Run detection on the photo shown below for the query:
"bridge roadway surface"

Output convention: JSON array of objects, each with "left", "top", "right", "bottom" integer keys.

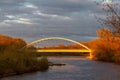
[{"left": 35, "top": 49, "right": 91, "bottom": 52}]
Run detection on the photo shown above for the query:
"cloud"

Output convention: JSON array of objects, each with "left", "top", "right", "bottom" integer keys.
[
  {"left": 0, "top": 0, "right": 107, "bottom": 41},
  {"left": 0, "top": 0, "right": 101, "bottom": 26},
  {"left": 0, "top": 0, "right": 101, "bottom": 19},
  {"left": 0, "top": 22, "right": 10, "bottom": 27},
  {"left": 23, "top": 2, "right": 38, "bottom": 9},
  {"left": 3, "top": 16, "right": 33, "bottom": 25},
  {"left": 31, "top": 0, "right": 100, "bottom": 15},
  {"left": 67, "top": 0, "right": 81, "bottom": 3},
  {"left": 33, "top": 10, "right": 72, "bottom": 21}
]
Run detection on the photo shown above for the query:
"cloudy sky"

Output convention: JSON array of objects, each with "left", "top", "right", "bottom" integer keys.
[{"left": 0, "top": 0, "right": 114, "bottom": 42}]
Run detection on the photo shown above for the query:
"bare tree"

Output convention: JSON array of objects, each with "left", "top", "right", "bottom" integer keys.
[{"left": 101, "top": 0, "right": 120, "bottom": 37}]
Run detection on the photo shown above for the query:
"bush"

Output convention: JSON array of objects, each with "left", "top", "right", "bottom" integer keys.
[
  {"left": 39, "top": 57, "right": 49, "bottom": 71},
  {"left": 93, "top": 49, "right": 114, "bottom": 62},
  {"left": 0, "top": 49, "right": 38, "bottom": 74},
  {"left": 113, "top": 51, "right": 120, "bottom": 64}
]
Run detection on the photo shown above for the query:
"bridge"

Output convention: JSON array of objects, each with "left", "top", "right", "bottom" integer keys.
[
  {"left": 23, "top": 37, "right": 92, "bottom": 57},
  {"left": 36, "top": 49, "right": 91, "bottom": 53}
]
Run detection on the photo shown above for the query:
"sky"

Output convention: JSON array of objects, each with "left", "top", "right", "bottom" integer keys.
[{"left": 0, "top": 0, "right": 115, "bottom": 43}]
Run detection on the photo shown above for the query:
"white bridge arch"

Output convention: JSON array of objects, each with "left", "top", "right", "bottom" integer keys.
[
  {"left": 22, "top": 37, "right": 92, "bottom": 57},
  {"left": 25, "top": 37, "right": 90, "bottom": 50}
]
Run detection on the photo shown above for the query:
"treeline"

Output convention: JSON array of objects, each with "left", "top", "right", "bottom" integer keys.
[
  {"left": 0, "top": 35, "right": 49, "bottom": 77},
  {"left": 36, "top": 52, "right": 89, "bottom": 56},
  {"left": 38, "top": 43, "right": 86, "bottom": 49},
  {"left": 35, "top": 43, "right": 90, "bottom": 56}
]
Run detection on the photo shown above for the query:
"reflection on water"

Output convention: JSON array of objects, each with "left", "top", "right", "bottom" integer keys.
[
  {"left": 48, "top": 56, "right": 87, "bottom": 61},
  {"left": 1, "top": 56, "right": 120, "bottom": 80},
  {"left": 49, "top": 64, "right": 78, "bottom": 70}
]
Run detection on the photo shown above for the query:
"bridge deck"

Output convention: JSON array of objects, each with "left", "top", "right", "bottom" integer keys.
[{"left": 36, "top": 49, "right": 91, "bottom": 52}]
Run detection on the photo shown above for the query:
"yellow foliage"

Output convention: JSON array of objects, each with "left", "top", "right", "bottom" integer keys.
[
  {"left": 97, "top": 28, "right": 114, "bottom": 41},
  {"left": 89, "top": 37, "right": 120, "bottom": 62}
]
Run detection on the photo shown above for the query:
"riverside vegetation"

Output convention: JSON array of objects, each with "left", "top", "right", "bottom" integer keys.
[
  {"left": 0, "top": 35, "right": 49, "bottom": 77},
  {"left": 90, "top": 1, "right": 120, "bottom": 64},
  {"left": 89, "top": 28, "right": 120, "bottom": 64}
]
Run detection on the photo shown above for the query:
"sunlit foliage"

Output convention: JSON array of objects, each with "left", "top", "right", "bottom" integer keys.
[
  {"left": 97, "top": 28, "right": 114, "bottom": 41},
  {"left": 89, "top": 28, "right": 120, "bottom": 64},
  {"left": 0, "top": 35, "right": 49, "bottom": 76}
]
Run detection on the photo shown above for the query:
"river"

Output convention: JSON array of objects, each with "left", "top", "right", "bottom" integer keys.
[{"left": 1, "top": 56, "right": 120, "bottom": 80}]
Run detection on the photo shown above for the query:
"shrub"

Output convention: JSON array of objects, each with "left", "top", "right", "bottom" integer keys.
[
  {"left": 39, "top": 57, "right": 49, "bottom": 71},
  {"left": 93, "top": 49, "right": 114, "bottom": 62},
  {"left": 113, "top": 51, "right": 120, "bottom": 64}
]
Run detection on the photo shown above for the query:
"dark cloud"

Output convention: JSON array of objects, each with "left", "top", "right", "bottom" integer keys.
[
  {"left": 0, "top": 0, "right": 104, "bottom": 42},
  {"left": 0, "top": 0, "right": 26, "bottom": 4},
  {"left": 0, "top": 0, "right": 101, "bottom": 21},
  {"left": 29, "top": 0, "right": 100, "bottom": 15}
]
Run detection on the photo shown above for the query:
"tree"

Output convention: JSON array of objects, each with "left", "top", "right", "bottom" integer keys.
[
  {"left": 97, "top": 28, "right": 114, "bottom": 41},
  {"left": 100, "top": 0, "right": 120, "bottom": 37}
]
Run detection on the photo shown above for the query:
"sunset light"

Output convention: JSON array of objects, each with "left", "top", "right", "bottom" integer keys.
[{"left": 0, "top": 0, "right": 120, "bottom": 80}]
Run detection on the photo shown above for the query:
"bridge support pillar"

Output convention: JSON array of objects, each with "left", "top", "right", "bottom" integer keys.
[{"left": 89, "top": 52, "right": 93, "bottom": 59}]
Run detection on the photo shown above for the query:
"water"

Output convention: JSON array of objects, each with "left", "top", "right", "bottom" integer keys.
[{"left": 1, "top": 56, "right": 120, "bottom": 80}]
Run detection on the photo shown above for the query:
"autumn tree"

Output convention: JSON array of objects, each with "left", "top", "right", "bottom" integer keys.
[
  {"left": 90, "top": 1, "right": 120, "bottom": 62},
  {"left": 97, "top": 28, "right": 114, "bottom": 41}
]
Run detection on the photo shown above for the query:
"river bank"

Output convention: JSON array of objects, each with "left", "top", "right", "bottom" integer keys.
[
  {"left": 0, "top": 56, "right": 49, "bottom": 78},
  {"left": 0, "top": 35, "right": 50, "bottom": 78},
  {"left": 0, "top": 62, "right": 66, "bottom": 78}
]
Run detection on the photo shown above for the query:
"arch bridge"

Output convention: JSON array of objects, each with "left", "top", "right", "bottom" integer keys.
[{"left": 23, "top": 37, "right": 91, "bottom": 54}]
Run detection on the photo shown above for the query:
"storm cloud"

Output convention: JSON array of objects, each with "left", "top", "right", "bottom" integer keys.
[{"left": 0, "top": 0, "right": 107, "bottom": 42}]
